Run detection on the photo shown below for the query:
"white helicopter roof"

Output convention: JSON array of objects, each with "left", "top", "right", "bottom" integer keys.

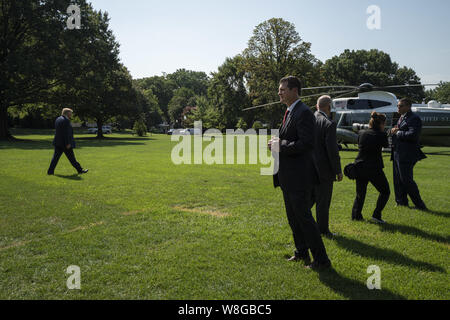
[{"left": 332, "top": 91, "right": 397, "bottom": 113}]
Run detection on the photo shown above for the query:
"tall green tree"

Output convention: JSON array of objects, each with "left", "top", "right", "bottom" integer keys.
[
  {"left": 0, "top": 0, "right": 133, "bottom": 140},
  {"left": 167, "top": 69, "right": 209, "bottom": 96},
  {"left": 242, "top": 18, "right": 322, "bottom": 127},
  {"left": 134, "top": 76, "right": 176, "bottom": 122},
  {"left": 0, "top": 0, "right": 91, "bottom": 139},
  {"left": 167, "top": 87, "right": 196, "bottom": 126},
  {"left": 208, "top": 55, "right": 251, "bottom": 129},
  {"left": 186, "top": 95, "right": 224, "bottom": 130},
  {"left": 138, "top": 87, "right": 163, "bottom": 128},
  {"left": 74, "top": 64, "right": 140, "bottom": 138},
  {"left": 53, "top": 5, "right": 133, "bottom": 138},
  {"left": 425, "top": 82, "right": 450, "bottom": 103},
  {"left": 321, "top": 49, "right": 424, "bottom": 101}
]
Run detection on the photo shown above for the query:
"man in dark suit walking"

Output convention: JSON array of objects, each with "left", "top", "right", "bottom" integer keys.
[
  {"left": 313, "top": 95, "right": 342, "bottom": 238},
  {"left": 390, "top": 98, "right": 427, "bottom": 210},
  {"left": 47, "top": 108, "right": 88, "bottom": 175},
  {"left": 269, "top": 76, "right": 331, "bottom": 270}
]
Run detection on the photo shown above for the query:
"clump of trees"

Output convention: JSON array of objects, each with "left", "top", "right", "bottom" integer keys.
[
  {"left": 1, "top": 1, "right": 153, "bottom": 140},
  {"left": 1, "top": 6, "right": 427, "bottom": 140},
  {"left": 136, "top": 18, "right": 426, "bottom": 131},
  {"left": 426, "top": 82, "right": 450, "bottom": 103}
]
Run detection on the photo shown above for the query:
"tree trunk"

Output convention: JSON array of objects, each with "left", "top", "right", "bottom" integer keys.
[
  {"left": 96, "top": 118, "right": 104, "bottom": 139},
  {"left": 0, "top": 105, "right": 13, "bottom": 140}
]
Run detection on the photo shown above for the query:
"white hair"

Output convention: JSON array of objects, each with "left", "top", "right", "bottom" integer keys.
[{"left": 317, "top": 95, "right": 332, "bottom": 109}]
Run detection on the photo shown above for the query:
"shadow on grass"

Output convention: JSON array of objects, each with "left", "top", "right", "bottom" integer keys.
[
  {"left": 379, "top": 223, "right": 450, "bottom": 244},
  {"left": 334, "top": 236, "right": 445, "bottom": 273},
  {"left": 54, "top": 174, "right": 82, "bottom": 181},
  {"left": 419, "top": 209, "right": 450, "bottom": 219},
  {"left": 0, "top": 136, "right": 152, "bottom": 150},
  {"left": 423, "top": 151, "right": 450, "bottom": 156},
  {"left": 398, "top": 206, "right": 450, "bottom": 218},
  {"left": 318, "top": 268, "right": 406, "bottom": 300}
]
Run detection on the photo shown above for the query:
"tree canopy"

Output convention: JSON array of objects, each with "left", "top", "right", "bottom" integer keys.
[
  {"left": 0, "top": 0, "right": 86, "bottom": 139},
  {"left": 1, "top": 11, "right": 434, "bottom": 138},
  {"left": 0, "top": 0, "right": 148, "bottom": 139},
  {"left": 426, "top": 82, "right": 450, "bottom": 104},
  {"left": 321, "top": 49, "right": 425, "bottom": 101},
  {"left": 243, "top": 18, "right": 322, "bottom": 127}
]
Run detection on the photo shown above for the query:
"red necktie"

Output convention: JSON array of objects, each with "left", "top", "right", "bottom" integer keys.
[{"left": 283, "top": 109, "right": 290, "bottom": 125}]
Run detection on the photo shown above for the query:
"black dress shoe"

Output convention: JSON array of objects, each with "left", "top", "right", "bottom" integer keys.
[
  {"left": 371, "top": 217, "right": 386, "bottom": 224},
  {"left": 47, "top": 172, "right": 54, "bottom": 176},
  {"left": 305, "top": 260, "right": 332, "bottom": 271},
  {"left": 78, "top": 169, "right": 89, "bottom": 174},
  {"left": 321, "top": 231, "right": 337, "bottom": 239},
  {"left": 286, "top": 255, "right": 311, "bottom": 265},
  {"left": 352, "top": 216, "right": 364, "bottom": 221}
]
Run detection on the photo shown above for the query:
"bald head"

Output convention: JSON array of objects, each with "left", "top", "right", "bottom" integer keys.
[{"left": 316, "top": 95, "right": 332, "bottom": 115}]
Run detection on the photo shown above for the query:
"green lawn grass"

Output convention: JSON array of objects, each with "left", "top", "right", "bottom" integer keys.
[{"left": 0, "top": 129, "right": 449, "bottom": 300}]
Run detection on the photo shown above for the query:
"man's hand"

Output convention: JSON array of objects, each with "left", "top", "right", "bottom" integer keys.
[
  {"left": 268, "top": 137, "right": 280, "bottom": 153},
  {"left": 66, "top": 144, "right": 71, "bottom": 149},
  {"left": 336, "top": 173, "right": 343, "bottom": 182},
  {"left": 391, "top": 127, "right": 399, "bottom": 135}
]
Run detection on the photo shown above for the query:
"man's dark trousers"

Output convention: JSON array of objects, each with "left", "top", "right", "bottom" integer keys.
[
  {"left": 314, "top": 181, "right": 334, "bottom": 234},
  {"left": 393, "top": 153, "right": 425, "bottom": 208},
  {"left": 48, "top": 147, "right": 82, "bottom": 174},
  {"left": 391, "top": 111, "right": 426, "bottom": 208},
  {"left": 282, "top": 188, "right": 328, "bottom": 263}
]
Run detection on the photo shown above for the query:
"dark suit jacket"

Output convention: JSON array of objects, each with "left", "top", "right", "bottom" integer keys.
[
  {"left": 53, "top": 116, "right": 76, "bottom": 149},
  {"left": 273, "top": 101, "right": 319, "bottom": 191},
  {"left": 355, "top": 129, "right": 389, "bottom": 170},
  {"left": 314, "top": 111, "right": 342, "bottom": 183},
  {"left": 391, "top": 111, "right": 426, "bottom": 163}
]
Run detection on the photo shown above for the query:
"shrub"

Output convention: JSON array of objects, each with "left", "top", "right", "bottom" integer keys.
[
  {"left": 252, "top": 120, "right": 263, "bottom": 130},
  {"left": 236, "top": 118, "right": 248, "bottom": 130},
  {"left": 133, "top": 119, "right": 148, "bottom": 136}
]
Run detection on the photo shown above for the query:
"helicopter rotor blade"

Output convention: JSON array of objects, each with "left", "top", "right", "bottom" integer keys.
[
  {"left": 242, "top": 90, "right": 357, "bottom": 112},
  {"left": 242, "top": 83, "right": 444, "bottom": 112},
  {"left": 299, "top": 89, "right": 357, "bottom": 99},
  {"left": 373, "top": 83, "right": 440, "bottom": 90},
  {"left": 242, "top": 101, "right": 281, "bottom": 112},
  {"left": 333, "top": 90, "right": 359, "bottom": 99},
  {"left": 301, "top": 85, "right": 358, "bottom": 91}
]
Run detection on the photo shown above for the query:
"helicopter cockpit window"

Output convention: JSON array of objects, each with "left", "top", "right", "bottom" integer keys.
[{"left": 347, "top": 99, "right": 391, "bottom": 110}]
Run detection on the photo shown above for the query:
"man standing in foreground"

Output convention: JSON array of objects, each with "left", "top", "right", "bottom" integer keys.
[
  {"left": 313, "top": 96, "right": 342, "bottom": 238},
  {"left": 390, "top": 98, "right": 427, "bottom": 210},
  {"left": 269, "top": 76, "right": 331, "bottom": 270},
  {"left": 47, "top": 108, "right": 88, "bottom": 175}
]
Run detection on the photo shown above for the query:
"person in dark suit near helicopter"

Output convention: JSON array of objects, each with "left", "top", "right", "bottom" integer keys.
[
  {"left": 269, "top": 76, "right": 331, "bottom": 271},
  {"left": 352, "top": 112, "right": 390, "bottom": 224},
  {"left": 47, "top": 108, "right": 88, "bottom": 175},
  {"left": 390, "top": 98, "right": 428, "bottom": 210},
  {"left": 312, "top": 95, "right": 343, "bottom": 238}
]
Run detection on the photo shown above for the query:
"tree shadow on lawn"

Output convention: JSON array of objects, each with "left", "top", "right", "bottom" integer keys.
[
  {"left": 334, "top": 236, "right": 445, "bottom": 273},
  {"left": 318, "top": 268, "right": 406, "bottom": 300},
  {"left": 379, "top": 223, "right": 449, "bottom": 244},
  {"left": 0, "top": 137, "right": 152, "bottom": 150}
]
